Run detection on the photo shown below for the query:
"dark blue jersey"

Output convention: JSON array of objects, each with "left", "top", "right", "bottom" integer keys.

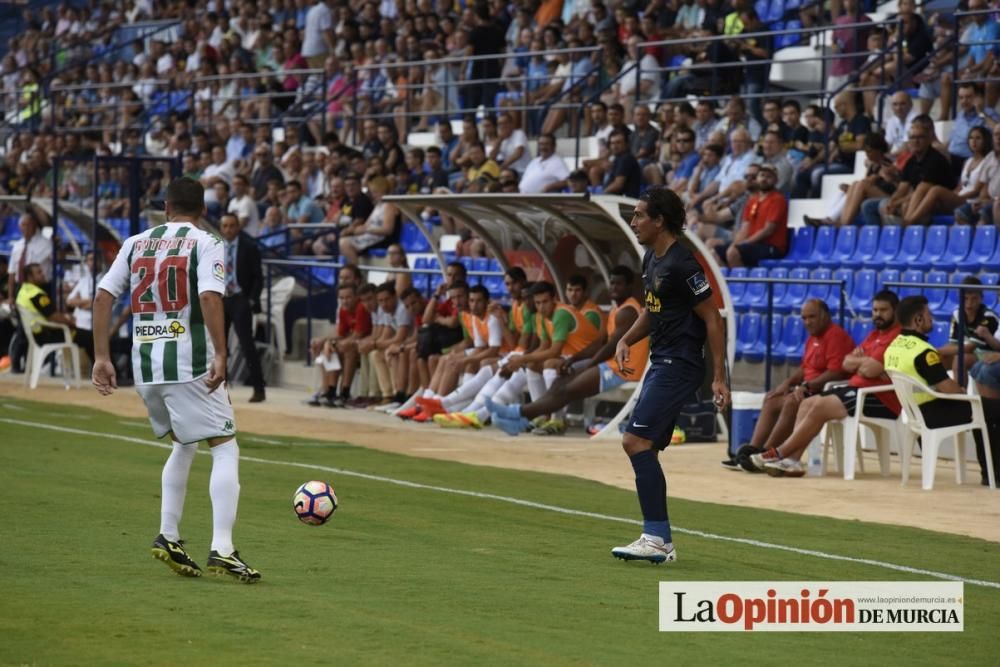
[{"left": 641, "top": 241, "right": 713, "bottom": 363}]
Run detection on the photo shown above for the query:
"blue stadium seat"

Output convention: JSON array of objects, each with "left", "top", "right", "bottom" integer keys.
[
  {"left": 929, "top": 320, "right": 950, "bottom": 348},
  {"left": 484, "top": 277, "right": 505, "bottom": 299},
  {"left": 982, "top": 234, "right": 1000, "bottom": 272},
  {"left": 727, "top": 267, "right": 749, "bottom": 306},
  {"left": 720, "top": 266, "right": 730, "bottom": 277},
  {"left": 889, "top": 226, "right": 925, "bottom": 268},
  {"left": 400, "top": 222, "right": 432, "bottom": 253},
  {"left": 958, "top": 225, "right": 997, "bottom": 271},
  {"left": 745, "top": 314, "right": 782, "bottom": 364},
  {"left": 459, "top": 256, "right": 474, "bottom": 271},
  {"left": 766, "top": 0, "right": 785, "bottom": 23},
  {"left": 754, "top": 0, "right": 770, "bottom": 22},
  {"left": 779, "top": 267, "right": 810, "bottom": 312},
  {"left": 864, "top": 225, "right": 901, "bottom": 270},
  {"left": 843, "top": 226, "right": 880, "bottom": 269},
  {"left": 877, "top": 268, "right": 901, "bottom": 293},
  {"left": 429, "top": 257, "right": 442, "bottom": 269},
  {"left": 941, "top": 272, "right": 972, "bottom": 316},
  {"left": 820, "top": 226, "right": 858, "bottom": 268},
  {"left": 941, "top": 224, "right": 972, "bottom": 269},
  {"left": 767, "top": 267, "right": 790, "bottom": 312},
  {"left": 800, "top": 226, "right": 837, "bottom": 269},
  {"left": 742, "top": 267, "right": 770, "bottom": 312},
  {"left": 807, "top": 268, "right": 833, "bottom": 302},
  {"left": 851, "top": 269, "right": 877, "bottom": 313},
  {"left": 367, "top": 248, "right": 387, "bottom": 258},
  {"left": 311, "top": 266, "right": 335, "bottom": 286},
  {"left": 931, "top": 214, "right": 955, "bottom": 226},
  {"left": 736, "top": 312, "right": 762, "bottom": 361},
  {"left": 777, "top": 314, "right": 806, "bottom": 364},
  {"left": 925, "top": 270, "right": 949, "bottom": 317},
  {"left": 980, "top": 273, "right": 999, "bottom": 311},
  {"left": 1, "top": 215, "right": 18, "bottom": 240},
  {"left": 472, "top": 257, "right": 490, "bottom": 285},
  {"left": 775, "top": 20, "right": 803, "bottom": 49},
  {"left": 768, "top": 226, "right": 814, "bottom": 267},
  {"left": 914, "top": 225, "right": 949, "bottom": 270},
  {"left": 488, "top": 258, "right": 503, "bottom": 272},
  {"left": 430, "top": 273, "right": 445, "bottom": 293},
  {"left": 850, "top": 318, "right": 870, "bottom": 344},
  {"left": 898, "top": 269, "right": 924, "bottom": 299}
]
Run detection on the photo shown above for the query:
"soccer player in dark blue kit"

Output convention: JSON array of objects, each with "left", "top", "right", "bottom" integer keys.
[{"left": 612, "top": 187, "right": 730, "bottom": 563}]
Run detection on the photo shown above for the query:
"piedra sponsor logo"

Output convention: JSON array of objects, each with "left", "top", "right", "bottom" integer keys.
[{"left": 135, "top": 320, "right": 188, "bottom": 342}]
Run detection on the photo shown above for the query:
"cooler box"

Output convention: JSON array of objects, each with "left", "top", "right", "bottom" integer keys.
[{"left": 730, "top": 391, "right": 765, "bottom": 457}]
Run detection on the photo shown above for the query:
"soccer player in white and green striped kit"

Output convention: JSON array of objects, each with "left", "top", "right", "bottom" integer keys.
[{"left": 92, "top": 177, "right": 260, "bottom": 583}]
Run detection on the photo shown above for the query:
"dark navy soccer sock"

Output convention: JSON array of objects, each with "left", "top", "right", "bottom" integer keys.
[{"left": 629, "top": 449, "right": 671, "bottom": 543}]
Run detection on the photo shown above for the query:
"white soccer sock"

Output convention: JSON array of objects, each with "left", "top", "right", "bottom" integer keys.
[
  {"left": 442, "top": 366, "right": 494, "bottom": 411},
  {"left": 542, "top": 368, "right": 558, "bottom": 389},
  {"left": 526, "top": 369, "right": 547, "bottom": 402},
  {"left": 209, "top": 439, "right": 240, "bottom": 556},
  {"left": 493, "top": 370, "right": 528, "bottom": 405},
  {"left": 160, "top": 441, "right": 198, "bottom": 542},
  {"left": 461, "top": 372, "right": 474, "bottom": 385},
  {"left": 422, "top": 387, "right": 435, "bottom": 398},
  {"left": 467, "top": 372, "right": 508, "bottom": 411}
]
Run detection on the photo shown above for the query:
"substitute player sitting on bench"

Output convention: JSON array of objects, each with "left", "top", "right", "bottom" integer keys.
[{"left": 488, "top": 265, "right": 645, "bottom": 436}]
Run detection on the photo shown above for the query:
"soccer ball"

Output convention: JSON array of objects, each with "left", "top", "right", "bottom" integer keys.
[{"left": 293, "top": 480, "right": 338, "bottom": 525}]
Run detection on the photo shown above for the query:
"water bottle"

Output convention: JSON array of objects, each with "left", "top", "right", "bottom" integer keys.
[{"left": 807, "top": 437, "right": 823, "bottom": 477}]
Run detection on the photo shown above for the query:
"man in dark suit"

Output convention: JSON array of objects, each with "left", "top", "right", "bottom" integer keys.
[{"left": 220, "top": 213, "right": 266, "bottom": 402}]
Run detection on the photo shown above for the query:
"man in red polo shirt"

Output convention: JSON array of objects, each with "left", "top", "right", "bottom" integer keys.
[
  {"left": 309, "top": 282, "right": 373, "bottom": 407},
  {"left": 733, "top": 298, "right": 855, "bottom": 470},
  {"left": 747, "top": 290, "right": 903, "bottom": 476},
  {"left": 721, "top": 164, "right": 788, "bottom": 268}
]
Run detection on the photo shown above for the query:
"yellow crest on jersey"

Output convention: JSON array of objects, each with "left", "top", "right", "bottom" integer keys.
[
  {"left": 645, "top": 291, "right": 662, "bottom": 313},
  {"left": 925, "top": 350, "right": 941, "bottom": 366}
]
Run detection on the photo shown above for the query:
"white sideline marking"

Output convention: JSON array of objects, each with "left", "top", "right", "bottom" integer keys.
[{"left": 3, "top": 416, "right": 999, "bottom": 590}]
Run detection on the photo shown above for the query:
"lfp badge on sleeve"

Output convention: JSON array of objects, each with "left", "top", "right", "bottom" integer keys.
[{"left": 659, "top": 582, "right": 963, "bottom": 632}]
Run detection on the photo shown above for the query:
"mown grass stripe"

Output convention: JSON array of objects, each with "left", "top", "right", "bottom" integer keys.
[{"left": 2, "top": 416, "right": 998, "bottom": 590}]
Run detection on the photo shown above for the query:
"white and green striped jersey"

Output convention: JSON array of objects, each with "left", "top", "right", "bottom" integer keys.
[{"left": 98, "top": 222, "right": 226, "bottom": 385}]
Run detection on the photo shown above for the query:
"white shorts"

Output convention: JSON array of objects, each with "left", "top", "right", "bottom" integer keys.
[{"left": 136, "top": 378, "right": 237, "bottom": 444}]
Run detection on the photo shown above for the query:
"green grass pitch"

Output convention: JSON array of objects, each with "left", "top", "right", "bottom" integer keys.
[{"left": 1, "top": 397, "right": 999, "bottom": 665}]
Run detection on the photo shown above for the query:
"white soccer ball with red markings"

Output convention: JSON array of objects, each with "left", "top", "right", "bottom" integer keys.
[{"left": 293, "top": 480, "right": 338, "bottom": 525}]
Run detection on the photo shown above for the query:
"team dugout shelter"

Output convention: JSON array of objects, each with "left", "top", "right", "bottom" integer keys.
[{"left": 386, "top": 193, "right": 736, "bottom": 437}]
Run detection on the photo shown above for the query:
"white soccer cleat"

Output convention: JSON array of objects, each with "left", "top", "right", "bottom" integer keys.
[{"left": 611, "top": 534, "right": 677, "bottom": 564}]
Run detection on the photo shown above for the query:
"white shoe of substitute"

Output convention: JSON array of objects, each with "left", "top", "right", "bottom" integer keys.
[{"left": 611, "top": 534, "right": 677, "bottom": 564}]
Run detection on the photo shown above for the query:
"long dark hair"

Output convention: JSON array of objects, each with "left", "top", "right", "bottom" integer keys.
[{"left": 640, "top": 187, "right": 686, "bottom": 236}]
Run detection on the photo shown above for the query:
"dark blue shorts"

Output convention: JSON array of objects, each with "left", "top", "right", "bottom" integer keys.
[{"left": 625, "top": 357, "right": 705, "bottom": 450}]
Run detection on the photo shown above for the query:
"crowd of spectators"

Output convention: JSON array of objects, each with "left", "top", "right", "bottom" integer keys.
[{"left": 0, "top": 0, "right": 997, "bottom": 268}]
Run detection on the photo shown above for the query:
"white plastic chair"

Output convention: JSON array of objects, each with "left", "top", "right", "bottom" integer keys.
[
  {"left": 16, "top": 305, "right": 80, "bottom": 390},
  {"left": 255, "top": 276, "right": 296, "bottom": 357},
  {"left": 820, "top": 382, "right": 899, "bottom": 480},
  {"left": 887, "top": 370, "right": 995, "bottom": 491}
]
